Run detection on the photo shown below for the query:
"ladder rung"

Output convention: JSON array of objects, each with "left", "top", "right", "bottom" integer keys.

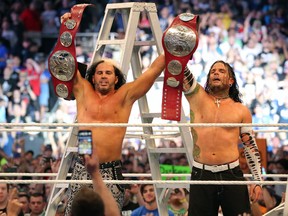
[
  {"left": 106, "top": 2, "right": 145, "bottom": 10},
  {"left": 134, "top": 40, "right": 157, "bottom": 46},
  {"left": 67, "top": 147, "right": 78, "bottom": 153},
  {"left": 97, "top": 39, "right": 126, "bottom": 46},
  {"left": 148, "top": 147, "right": 187, "bottom": 154},
  {"left": 55, "top": 183, "right": 69, "bottom": 188},
  {"left": 97, "top": 40, "right": 157, "bottom": 47},
  {"left": 142, "top": 113, "right": 161, "bottom": 118}
]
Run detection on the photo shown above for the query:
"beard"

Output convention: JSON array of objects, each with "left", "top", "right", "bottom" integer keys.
[
  {"left": 95, "top": 84, "right": 112, "bottom": 95},
  {"left": 210, "top": 85, "right": 221, "bottom": 91},
  {"left": 98, "top": 88, "right": 110, "bottom": 95},
  {"left": 209, "top": 82, "right": 229, "bottom": 92}
]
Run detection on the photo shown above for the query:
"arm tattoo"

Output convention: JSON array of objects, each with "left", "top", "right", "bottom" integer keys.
[{"left": 190, "top": 110, "right": 200, "bottom": 159}]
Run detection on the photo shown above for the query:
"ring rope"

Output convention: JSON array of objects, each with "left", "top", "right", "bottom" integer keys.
[
  {"left": 1, "top": 123, "right": 287, "bottom": 214},
  {"left": 0, "top": 179, "right": 285, "bottom": 185},
  {"left": 1, "top": 123, "right": 288, "bottom": 127},
  {"left": 0, "top": 173, "right": 287, "bottom": 178},
  {"left": 0, "top": 128, "right": 287, "bottom": 133},
  {"left": 0, "top": 127, "right": 285, "bottom": 139}
]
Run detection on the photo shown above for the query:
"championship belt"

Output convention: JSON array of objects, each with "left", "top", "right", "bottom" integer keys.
[
  {"left": 48, "top": 4, "right": 92, "bottom": 100},
  {"left": 161, "top": 13, "right": 199, "bottom": 121}
]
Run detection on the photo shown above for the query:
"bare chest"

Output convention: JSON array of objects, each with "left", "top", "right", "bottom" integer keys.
[
  {"left": 194, "top": 100, "right": 243, "bottom": 124},
  {"left": 77, "top": 96, "right": 126, "bottom": 122}
]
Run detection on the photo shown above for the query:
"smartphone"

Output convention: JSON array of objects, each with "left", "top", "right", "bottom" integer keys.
[{"left": 78, "top": 130, "right": 93, "bottom": 155}]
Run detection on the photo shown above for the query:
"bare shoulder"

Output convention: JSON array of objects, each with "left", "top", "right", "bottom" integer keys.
[
  {"left": 74, "top": 76, "right": 94, "bottom": 100},
  {"left": 237, "top": 103, "right": 251, "bottom": 113},
  {"left": 116, "top": 81, "right": 142, "bottom": 102},
  {"left": 237, "top": 103, "right": 252, "bottom": 122},
  {"left": 113, "top": 82, "right": 130, "bottom": 95}
]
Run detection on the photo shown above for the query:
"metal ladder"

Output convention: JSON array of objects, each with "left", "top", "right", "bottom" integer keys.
[{"left": 45, "top": 2, "right": 194, "bottom": 216}]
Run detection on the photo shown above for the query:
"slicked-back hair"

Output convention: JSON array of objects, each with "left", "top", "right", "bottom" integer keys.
[
  {"left": 71, "top": 187, "right": 105, "bottom": 216},
  {"left": 204, "top": 60, "right": 242, "bottom": 103},
  {"left": 85, "top": 59, "right": 126, "bottom": 90}
]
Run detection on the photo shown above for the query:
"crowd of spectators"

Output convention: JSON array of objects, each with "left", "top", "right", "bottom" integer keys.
[{"left": 0, "top": 0, "right": 287, "bottom": 215}]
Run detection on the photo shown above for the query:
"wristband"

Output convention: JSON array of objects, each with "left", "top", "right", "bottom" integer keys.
[
  {"left": 48, "top": 4, "right": 93, "bottom": 100},
  {"left": 161, "top": 13, "right": 199, "bottom": 121}
]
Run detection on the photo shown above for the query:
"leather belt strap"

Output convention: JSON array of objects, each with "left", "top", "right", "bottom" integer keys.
[
  {"left": 193, "top": 160, "right": 240, "bottom": 173},
  {"left": 99, "top": 160, "right": 122, "bottom": 169},
  {"left": 161, "top": 13, "right": 199, "bottom": 121},
  {"left": 48, "top": 4, "right": 92, "bottom": 100}
]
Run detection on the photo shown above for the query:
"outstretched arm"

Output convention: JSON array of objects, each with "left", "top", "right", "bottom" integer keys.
[
  {"left": 84, "top": 151, "right": 121, "bottom": 216},
  {"left": 125, "top": 54, "right": 165, "bottom": 102},
  {"left": 183, "top": 66, "right": 197, "bottom": 96}
]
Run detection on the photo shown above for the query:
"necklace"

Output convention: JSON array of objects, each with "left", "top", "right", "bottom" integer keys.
[{"left": 211, "top": 95, "right": 230, "bottom": 108}]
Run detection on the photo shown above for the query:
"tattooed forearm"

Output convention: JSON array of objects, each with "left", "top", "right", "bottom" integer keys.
[
  {"left": 193, "top": 83, "right": 200, "bottom": 95},
  {"left": 190, "top": 110, "right": 199, "bottom": 159},
  {"left": 193, "top": 144, "right": 200, "bottom": 159}
]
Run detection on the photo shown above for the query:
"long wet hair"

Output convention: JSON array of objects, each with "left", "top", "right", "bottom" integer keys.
[
  {"left": 85, "top": 59, "right": 126, "bottom": 90},
  {"left": 204, "top": 60, "right": 242, "bottom": 103}
]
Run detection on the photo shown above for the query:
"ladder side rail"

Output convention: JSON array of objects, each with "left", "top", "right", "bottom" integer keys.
[
  {"left": 97, "top": 9, "right": 117, "bottom": 41},
  {"left": 179, "top": 108, "right": 194, "bottom": 168},
  {"left": 118, "top": 8, "right": 130, "bottom": 32},
  {"left": 284, "top": 180, "right": 288, "bottom": 215},
  {"left": 143, "top": 8, "right": 166, "bottom": 183},
  {"left": 91, "top": 9, "right": 117, "bottom": 63},
  {"left": 145, "top": 3, "right": 164, "bottom": 54},
  {"left": 129, "top": 21, "right": 170, "bottom": 216},
  {"left": 129, "top": 46, "right": 155, "bottom": 130},
  {"left": 145, "top": 148, "right": 170, "bottom": 216},
  {"left": 129, "top": 47, "right": 159, "bottom": 140},
  {"left": 55, "top": 127, "right": 79, "bottom": 179},
  {"left": 45, "top": 126, "right": 79, "bottom": 216},
  {"left": 130, "top": 46, "right": 151, "bottom": 121},
  {"left": 118, "top": 10, "right": 141, "bottom": 74}
]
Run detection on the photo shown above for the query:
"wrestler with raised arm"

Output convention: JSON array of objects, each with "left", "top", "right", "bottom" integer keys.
[
  {"left": 49, "top": 13, "right": 165, "bottom": 215},
  {"left": 182, "top": 62, "right": 263, "bottom": 215}
]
